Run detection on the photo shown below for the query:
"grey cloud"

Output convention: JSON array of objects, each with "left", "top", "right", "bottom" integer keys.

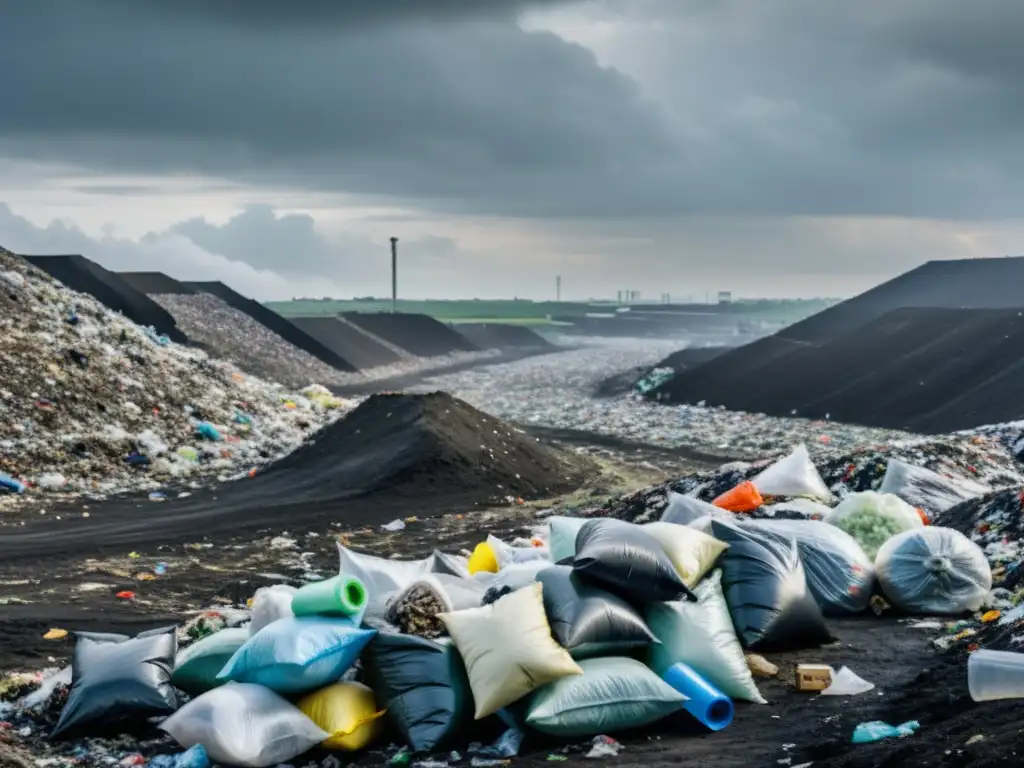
[
  {"left": 3, "top": 1, "right": 1024, "bottom": 220},
  {"left": 0, "top": 202, "right": 458, "bottom": 299}
]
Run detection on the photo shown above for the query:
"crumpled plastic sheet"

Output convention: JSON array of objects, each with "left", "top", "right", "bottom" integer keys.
[
  {"left": 151, "top": 292, "right": 501, "bottom": 389},
  {"left": 410, "top": 344, "right": 914, "bottom": 458}
]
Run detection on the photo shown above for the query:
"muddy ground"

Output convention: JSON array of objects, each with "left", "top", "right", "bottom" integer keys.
[{"left": 0, "top": 432, "right": 1007, "bottom": 768}]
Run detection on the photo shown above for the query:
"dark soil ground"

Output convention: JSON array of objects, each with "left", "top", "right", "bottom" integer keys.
[
  {"left": 292, "top": 315, "right": 403, "bottom": 370},
  {"left": 452, "top": 323, "right": 554, "bottom": 351}
]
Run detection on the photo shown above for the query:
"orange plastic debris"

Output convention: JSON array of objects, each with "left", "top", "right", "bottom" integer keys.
[
  {"left": 116, "top": 590, "right": 136, "bottom": 600},
  {"left": 712, "top": 481, "right": 764, "bottom": 513},
  {"left": 43, "top": 628, "right": 68, "bottom": 640},
  {"left": 982, "top": 610, "right": 1001, "bottom": 623},
  {"left": 915, "top": 507, "right": 931, "bottom": 525}
]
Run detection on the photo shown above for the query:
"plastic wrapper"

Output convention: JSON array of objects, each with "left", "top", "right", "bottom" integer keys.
[
  {"left": 52, "top": 626, "right": 179, "bottom": 739},
  {"left": 537, "top": 565, "right": 657, "bottom": 658},
  {"left": 642, "top": 521, "right": 729, "bottom": 587},
  {"left": 875, "top": 526, "right": 992, "bottom": 615},
  {"left": 646, "top": 571, "right": 766, "bottom": 704},
  {"left": 439, "top": 582, "right": 582, "bottom": 719},
  {"left": 660, "top": 491, "right": 733, "bottom": 526},
  {"left": 878, "top": 459, "right": 990, "bottom": 519},
  {"left": 525, "top": 657, "right": 684, "bottom": 737},
  {"left": 573, "top": 519, "right": 694, "bottom": 604},
  {"left": 710, "top": 520, "right": 832, "bottom": 651},
  {"left": 825, "top": 491, "right": 923, "bottom": 559},
  {"left": 741, "top": 519, "right": 875, "bottom": 615},
  {"left": 763, "top": 498, "right": 834, "bottom": 520},
  {"left": 218, "top": 617, "right": 376, "bottom": 694},
  {"left": 712, "top": 481, "right": 764, "bottom": 513},
  {"left": 160, "top": 683, "right": 329, "bottom": 768},
  {"left": 297, "top": 681, "right": 385, "bottom": 751},
  {"left": 362, "top": 633, "right": 473, "bottom": 753},
  {"left": 172, "top": 627, "right": 249, "bottom": 695},
  {"left": 751, "top": 444, "right": 832, "bottom": 500}
]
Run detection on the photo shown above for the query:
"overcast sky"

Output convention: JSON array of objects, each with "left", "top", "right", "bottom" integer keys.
[{"left": 2, "top": 0, "right": 1023, "bottom": 301}]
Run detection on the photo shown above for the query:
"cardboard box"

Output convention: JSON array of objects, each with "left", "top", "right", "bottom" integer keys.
[{"left": 796, "top": 664, "right": 832, "bottom": 692}]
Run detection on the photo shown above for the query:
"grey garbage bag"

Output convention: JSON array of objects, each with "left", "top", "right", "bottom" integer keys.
[
  {"left": 573, "top": 519, "right": 695, "bottom": 604},
  {"left": 878, "top": 459, "right": 990, "bottom": 520},
  {"left": 362, "top": 633, "right": 473, "bottom": 753},
  {"left": 537, "top": 565, "right": 657, "bottom": 658},
  {"left": 710, "top": 520, "right": 831, "bottom": 651},
  {"left": 875, "top": 527, "right": 992, "bottom": 615},
  {"left": 51, "top": 626, "right": 178, "bottom": 739},
  {"left": 661, "top": 491, "right": 730, "bottom": 526},
  {"left": 428, "top": 550, "right": 470, "bottom": 578},
  {"left": 742, "top": 519, "right": 875, "bottom": 615}
]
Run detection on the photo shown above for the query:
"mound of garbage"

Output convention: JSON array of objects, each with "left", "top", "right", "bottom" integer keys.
[
  {"left": 0, "top": 248, "right": 348, "bottom": 497},
  {"left": 1, "top": 460, "right": 1011, "bottom": 768}
]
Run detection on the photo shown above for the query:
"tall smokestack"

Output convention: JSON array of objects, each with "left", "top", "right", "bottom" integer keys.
[
  {"left": 556, "top": 275, "right": 561, "bottom": 302},
  {"left": 390, "top": 237, "right": 398, "bottom": 313}
]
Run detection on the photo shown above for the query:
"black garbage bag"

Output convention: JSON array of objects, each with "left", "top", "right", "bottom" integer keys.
[
  {"left": 710, "top": 520, "right": 831, "bottom": 651},
  {"left": 742, "top": 519, "right": 875, "bottom": 615},
  {"left": 362, "top": 632, "right": 473, "bottom": 753},
  {"left": 537, "top": 565, "right": 658, "bottom": 658},
  {"left": 875, "top": 527, "right": 992, "bottom": 615},
  {"left": 51, "top": 626, "right": 178, "bottom": 739},
  {"left": 573, "top": 519, "right": 694, "bottom": 604}
]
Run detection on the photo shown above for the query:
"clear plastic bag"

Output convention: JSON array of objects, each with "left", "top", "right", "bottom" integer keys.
[
  {"left": 741, "top": 519, "right": 874, "bottom": 615},
  {"left": 824, "top": 491, "right": 923, "bottom": 559},
  {"left": 751, "top": 444, "right": 832, "bottom": 501},
  {"left": 878, "top": 459, "right": 989, "bottom": 519},
  {"left": 336, "top": 542, "right": 433, "bottom": 620},
  {"left": 875, "top": 527, "right": 992, "bottom": 615},
  {"left": 661, "top": 491, "right": 733, "bottom": 526},
  {"left": 160, "top": 683, "right": 329, "bottom": 767}
]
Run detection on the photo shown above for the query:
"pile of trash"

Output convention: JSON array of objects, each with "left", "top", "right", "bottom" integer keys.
[
  {"left": 149, "top": 293, "right": 363, "bottom": 390},
  {"left": 0, "top": 248, "right": 352, "bottom": 496},
  {"left": 0, "top": 450, "right": 1004, "bottom": 767},
  {"left": 413, "top": 346, "right": 917, "bottom": 458}
]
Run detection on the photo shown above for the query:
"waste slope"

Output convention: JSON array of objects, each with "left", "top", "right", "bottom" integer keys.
[
  {"left": 185, "top": 281, "right": 354, "bottom": 371},
  {"left": 652, "top": 307, "right": 1024, "bottom": 433},
  {"left": 343, "top": 312, "right": 479, "bottom": 357},
  {"left": 451, "top": 323, "right": 554, "bottom": 351},
  {"left": 19, "top": 254, "right": 187, "bottom": 343},
  {"left": 290, "top": 316, "right": 402, "bottom": 370},
  {"left": 118, "top": 272, "right": 197, "bottom": 296},
  {"left": 653, "top": 256, "right": 1024, "bottom": 406},
  {"left": 654, "top": 345, "right": 732, "bottom": 371}
]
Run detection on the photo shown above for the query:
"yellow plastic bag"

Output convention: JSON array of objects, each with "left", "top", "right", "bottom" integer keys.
[
  {"left": 468, "top": 542, "right": 499, "bottom": 574},
  {"left": 297, "top": 681, "right": 385, "bottom": 751}
]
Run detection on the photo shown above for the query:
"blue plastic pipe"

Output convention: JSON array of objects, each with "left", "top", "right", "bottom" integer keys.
[{"left": 662, "top": 662, "right": 735, "bottom": 731}]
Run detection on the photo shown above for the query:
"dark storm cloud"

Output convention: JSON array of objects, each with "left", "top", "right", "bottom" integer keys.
[{"left": 3, "top": 0, "right": 1024, "bottom": 219}]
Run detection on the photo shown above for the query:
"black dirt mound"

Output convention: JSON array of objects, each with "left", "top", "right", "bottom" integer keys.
[
  {"left": 0, "top": 393, "right": 591, "bottom": 559},
  {"left": 343, "top": 312, "right": 479, "bottom": 357},
  {"left": 117, "top": 271, "right": 196, "bottom": 295},
  {"left": 184, "top": 281, "right": 355, "bottom": 371},
  {"left": 782, "top": 256, "right": 1024, "bottom": 345},
  {"left": 452, "top": 322, "right": 554, "bottom": 351},
  {"left": 19, "top": 254, "right": 188, "bottom": 343},
  {"left": 654, "top": 345, "right": 731, "bottom": 370},
  {"left": 653, "top": 256, "right": 1024, "bottom": 412},
  {"left": 291, "top": 316, "right": 403, "bottom": 370},
  {"left": 654, "top": 307, "right": 1024, "bottom": 433}
]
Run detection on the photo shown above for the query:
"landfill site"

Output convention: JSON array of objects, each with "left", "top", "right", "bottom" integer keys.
[{"left": 7, "top": 245, "right": 1024, "bottom": 768}]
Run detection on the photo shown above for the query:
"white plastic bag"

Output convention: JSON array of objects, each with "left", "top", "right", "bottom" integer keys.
[
  {"left": 337, "top": 542, "right": 431, "bottom": 619},
  {"left": 751, "top": 444, "right": 832, "bottom": 501},
  {"left": 820, "top": 666, "right": 875, "bottom": 696},
  {"left": 160, "top": 683, "right": 329, "bottom": 767},
  {"left": 878, "top": 459, "right": 989, "bottom": 519},
  {"left": 875, "top": 527, "right": 992, "bottom": 615},
  {"left": 824, "top": 491, "right": 923, "bottom": 559},
  {"left": 249, "top": 585, "right": 298, "bottom": 636},
  {"left": 763, "top": 498, "right": 834, "bottom": 519}
]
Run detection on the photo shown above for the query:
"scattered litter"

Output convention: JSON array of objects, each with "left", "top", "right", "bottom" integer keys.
[
  {"left": 851, "top": 720, "right": 920, "bottom": 744},
  {"left": 585, "top": 735, "right": 624, "bottom": 758},
  {"left": 820, "top": 667, "right": 875, "bottom": 696}
]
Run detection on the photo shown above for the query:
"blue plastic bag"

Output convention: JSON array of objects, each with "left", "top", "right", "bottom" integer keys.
[
  {"left": 217, "top": 617, "right": 375, "bottom": 694},
  {"left": 852, "top": 720, "right": 920, "bottom": 744}
]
